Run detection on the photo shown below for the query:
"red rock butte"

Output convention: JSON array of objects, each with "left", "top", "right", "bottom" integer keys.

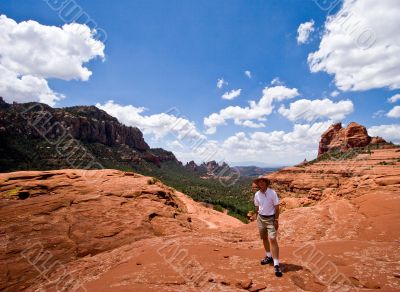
[
  {"left": 318, "top": 122, "right": 387, "bottom": 156},
  {"left": 1, "top": 124, "right": 400, "bottom": 291}
]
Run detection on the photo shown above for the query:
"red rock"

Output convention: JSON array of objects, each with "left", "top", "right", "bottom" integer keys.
[
  {"left": 268, "top": 148, "right": 400, "bottom": 206},
  {"left": 0, "top": 169, "right": 244, "bottom": 291},
  {"left": 1, "top": 127, "right": 399, "bottom": 291},
  {"left": 375, "top": 176, "right": 400, "bottom": 186},
  {"left": 220, "top": 279, "right": 230, "bottom": 285},
  {"left": 318, "top": 122, "right": 343, "bottom": 155},
  {"left": 370, "top": 136, "right": 387, "bottom": 144},
  {"left": 185, "top": 160, "right": 199, "bottom": 171},
  {"left": 236, "top": 278, "right": 253, "bottom": 289},
  {"left": 0, "top": 170, "right": 188, "bottom": 290},
  {"left": 318, "top": 122, "right": 384, "bottom": 156},
  {"left": 249, "top": 283, "right": 267, "bottom": 291}
]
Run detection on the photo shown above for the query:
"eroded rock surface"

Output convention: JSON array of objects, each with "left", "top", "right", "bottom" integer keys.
[
  {"left": 0, "top": 169, "right": 241, "bottom": 291},
  {"left": 267, "top": 148, "right": 400, "bottom": 212},
  {"left": 1, "top": 160, "right": 399, "bottom": 291}
]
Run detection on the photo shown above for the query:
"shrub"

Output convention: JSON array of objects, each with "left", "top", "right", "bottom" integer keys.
[
  {"left": 147, "top": 177, "right": 159, "bottom": 185},
  {"left": 227, "top": 210, "right": 248, "bottom": 223},
  {"left": 213, "top": 204, "right": 224, "bottom": 212}
]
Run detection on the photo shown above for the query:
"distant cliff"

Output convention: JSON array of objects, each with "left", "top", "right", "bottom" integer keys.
[
  {"left": 184, "top": 160, "right": 234, "bottom": 178},
  {"left": 0, "top": 98, "right": 149, "bottom": 150},
  {"left": 0, "top": 97, "right": 179, "bottom": 171},
  {"left": 184, "top": 160, "right": 280, "bottom": 178}
]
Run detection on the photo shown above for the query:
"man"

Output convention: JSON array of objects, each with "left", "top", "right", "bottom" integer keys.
[{"left": 253, "top": 176, "right": 282, "bottom": 277}]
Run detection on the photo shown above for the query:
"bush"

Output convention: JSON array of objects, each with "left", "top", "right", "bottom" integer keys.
[
  {"left": 305, "top": 143, "right": 397, "bottom": 166},
  {"left": 227, "top": 210, "right": 248, "bottom": 223},
  {"left": 147, "top": 177, "right": 159, "bottom": 185},
  {"left": 213, "top": 204, "right": 224, "bottom": 212},
  {"left": 379, "top": 161, "right": 395, "bottom": 165},
  {"left": 138, "top": 161, "right": 254, "bottom": 222}
]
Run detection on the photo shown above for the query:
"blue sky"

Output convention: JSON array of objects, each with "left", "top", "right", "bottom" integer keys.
[{"left": 1, "top": 0, "right": 399, "bottom": 166}]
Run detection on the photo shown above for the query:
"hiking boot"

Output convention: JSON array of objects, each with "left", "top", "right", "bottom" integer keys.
[
  {"left": 274, "top": 265, "right": 283, "bottom": 277},
  {"left": 260, "top": 256, "right": 273, "bottom": 265}
]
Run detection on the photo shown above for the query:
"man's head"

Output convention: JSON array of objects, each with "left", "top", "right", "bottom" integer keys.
[{"left": 253, "top": 177, "right": 271, "bottom": 192}]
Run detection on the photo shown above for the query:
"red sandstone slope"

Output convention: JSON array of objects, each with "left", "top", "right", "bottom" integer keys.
[
  {"left": 1, "top": 157, "right": 399, "bottom": 291},
  {"left": 79, "top": 147, "right": 400, "bottom": 292},
  {"left": 82, "top": 193, "right": 400, "bottom": 292},
  {"left": 77, "top": 146, "right": 400, "bottom": 292},
  {"left": 1, "top": 121, "right": 400, "bottom": 292},
  {"left": 0, "top": 169, "right": 242, "bottom": 291}
]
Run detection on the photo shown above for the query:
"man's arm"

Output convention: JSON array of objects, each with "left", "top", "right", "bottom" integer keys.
[
  {"left": 272, "top": 190, "right": 280, "bottom": 221},
  {"left": 274, "top": 204, "right": 279, "bottom": 230},
  {"left": 254, "top": 192, "right": 259, "bottom": 215},
  {"left": 274, "top": 205, "right": 279, "bottom": 220}
]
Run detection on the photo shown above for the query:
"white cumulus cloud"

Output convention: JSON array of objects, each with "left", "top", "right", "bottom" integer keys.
[
  {"left": 168, "top": 140, "right": 184, "bottom": 149},
  {"left": 221, "top": 89, "right": 242, "bottom": 100},
  {"left": 217, "top": 78, "right": 228, "bottom": 89},
  {"left": 331, "top": 90, "right": 340, "bottom": 97},
  {"left": 235, "top": 120, "right": 265, "bottom": 128},
  {"left": 270, "top": 77, "right": 284, "bottom": 86},
  {"left": 0, "top": 65, "right": 65, "bottom": 105},
  {"left": 373, "top": 110, "right": 385, "bottom": 119},
  {"left": 388, "top": 94, "right": 400, "bottom": 103},
  {"left": 297, "top": 20, "right": 315, "bottom": 44},
  {"left": 96, "top": 100, "right": 206, "bottom": 141},
  {"left": 220, "top": 121, "right": 332, "bottom": 165},
  {"left": 387, "top": 106, "right": 400, "bottom": 118},
  {"left": 278, "top": 98, "right": 354, "bottom": 122},
  {"left": 308, "top": 0, "right": 400, "bottom": 91},
  {"left": 368, "top": 124, "right": 400, "bottom": 144},
  {"left": 0, "top": 14, "right": 105, "bottom": 106},
  {"left": 204, "top": 85, "right": 299, "bottom": 134},
  {"left": 244, "top": 70, "right": 252, "bottom": 79}
]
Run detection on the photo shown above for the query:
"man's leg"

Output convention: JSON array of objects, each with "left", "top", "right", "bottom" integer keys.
[
  {"left": 268, "top": 237, "right": 279, "bottom": 261},
  {"left": 260, "top": 237, "right": 273, "bottom": 265},
  {"left": 268, "top": 236, "right": 282, "bottom": 277},
  {"left": 262, "top": 238, "right": 270, "bottom": 253},
  {"left": 258, "top": 217, "right": 273, "bottom": 265}
]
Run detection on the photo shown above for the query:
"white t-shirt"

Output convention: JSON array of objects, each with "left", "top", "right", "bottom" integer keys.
[{"left": 254, "top": 188, "right": 280, "bottom": 216}]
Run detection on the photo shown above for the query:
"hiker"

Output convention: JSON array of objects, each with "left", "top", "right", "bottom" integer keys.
[{"left": 253, "top": 176, "right": 282, "bottom": 277}]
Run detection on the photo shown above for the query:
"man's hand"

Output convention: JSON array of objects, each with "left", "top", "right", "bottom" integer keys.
[{"left": 274, "top": 219, "right": 279, "bottom": 231}]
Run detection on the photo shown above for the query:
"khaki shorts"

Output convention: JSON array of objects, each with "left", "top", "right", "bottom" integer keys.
[{"left": 257, "top": 214, "right": 277, "bottom": 239}]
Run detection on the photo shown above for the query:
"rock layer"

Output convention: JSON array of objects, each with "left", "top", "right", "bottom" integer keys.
[{"left": 267, "top": 147, "right": 400, "bottom": 210}]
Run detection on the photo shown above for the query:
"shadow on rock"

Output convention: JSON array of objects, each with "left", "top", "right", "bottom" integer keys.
[{"left": 281, "top": 262, "right": 303, "bottom": 273}]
